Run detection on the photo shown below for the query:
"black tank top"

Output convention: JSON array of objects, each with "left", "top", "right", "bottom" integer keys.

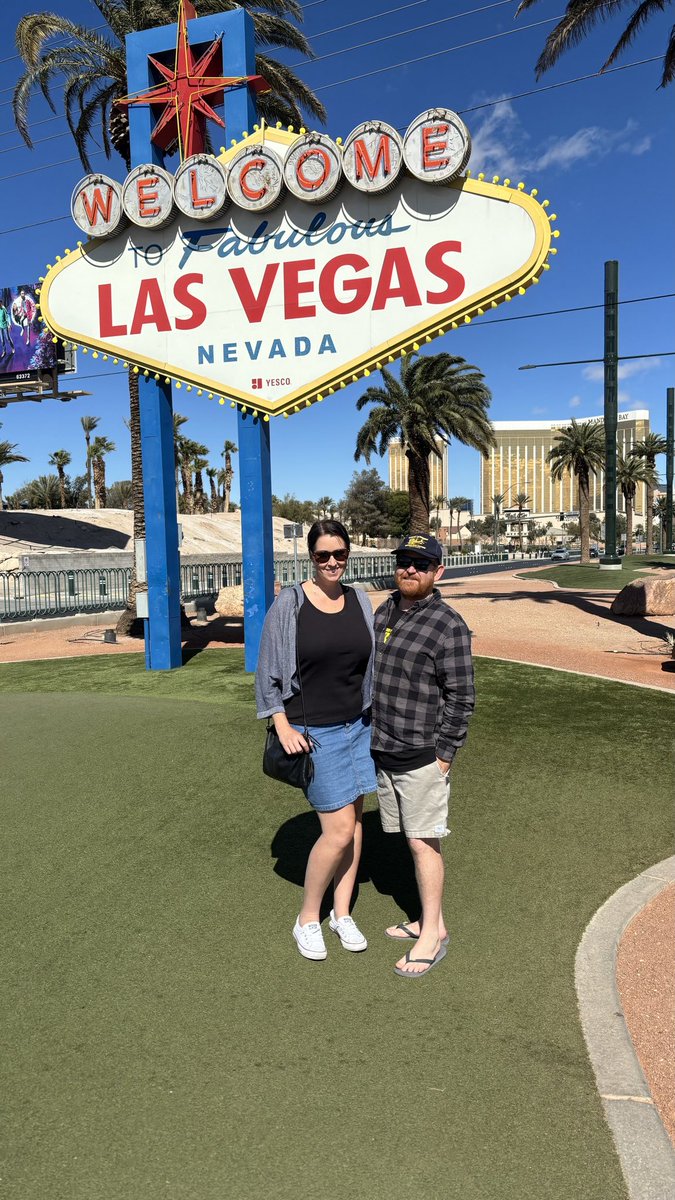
[{"left": 284, "top": 587, "right": 371, "bottom": 726}]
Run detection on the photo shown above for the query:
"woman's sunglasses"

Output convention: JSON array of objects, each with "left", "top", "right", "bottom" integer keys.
[{"left": 313, "top": 549, "right": 349, "bottom": 564}]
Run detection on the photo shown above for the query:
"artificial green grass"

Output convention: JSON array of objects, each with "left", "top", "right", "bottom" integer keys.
[
  {"left": 1, "top": 653, "right": 672, "bottom": 1200},
  {"left": 519, "top": 553, "right": 675, "bottom": 590}
]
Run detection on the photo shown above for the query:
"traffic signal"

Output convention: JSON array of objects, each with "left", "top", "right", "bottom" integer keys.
[{"left": 559, "top": 512, "right": 565, "bottom": 522}]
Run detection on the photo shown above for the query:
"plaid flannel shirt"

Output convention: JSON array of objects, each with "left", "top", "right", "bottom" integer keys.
[{"left": 371, "top": 589, "right": 475, "bottom": 761}]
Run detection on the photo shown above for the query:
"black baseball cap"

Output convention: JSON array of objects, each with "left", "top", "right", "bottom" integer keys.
[{"left": 395, "top": 534, "right": 443, "bottom": 563}]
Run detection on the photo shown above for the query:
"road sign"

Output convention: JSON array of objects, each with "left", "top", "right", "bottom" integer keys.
[{"left": 283, "top": 523, "right": 303, "bottom": 538}]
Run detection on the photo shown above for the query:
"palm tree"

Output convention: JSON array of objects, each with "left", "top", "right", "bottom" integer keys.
[
  {"left": 172, "top": 411, "right": 189, "bottom": 508},
  {"left": 14, "top": 1, "right": 325, "bottom": 633},
  {"left": 629, "top": 432, "right": 667, "bottom": 553},
  {"left": 516, "top": 0, "right": 675, "bottom": 88},
  {"left": 547, "top": 420, "right": 605, "bottom": 564},
  {"left": 26, "top": 474, "right": 61, "bottom": 509},
  {"left": 80, "top": 415, "right": 99, "bottom": 509},
  {"left": 13, "top": 3, "right": 326, "bottom": 172},
  {"left": 514, "top": 491, "right": 531, "bottom": 553},
  {"left": 653, "top": 495, "right": 667, "bottom": 552},
  {"left": 90, "top": 436, "right": 116, "bottom": 508},
  {"left": 355, "top": 353, "right": 494, "bottom": 533},
  {"left": 432, "top": 493, "right": 447, "bottom": 542},
  {"left": 48, "top": 449, "right": 71, "bottom": 509},
  {"left": 221, "top": 440, "right": 238, "bottom": 513},
  {"left": 0, "top": 432, "right": 29, "bottom": 509},
  {"left": 617, "top": 453, "right": 657, "bottom": 555},
  {"left": 491, "top": 492, "right": 506, "bottom": 553},
  {"left": 316, "top": 496, "right": 335, "bottom": 519},
  {"left": 447, "top": 495, "right": 469, "bottom": 550},
  {"left": 192, "top": 455, "right": 209, "bottom": 513},
  {"left": 206, "top": 467, "right": 219, "bottom": 511}
]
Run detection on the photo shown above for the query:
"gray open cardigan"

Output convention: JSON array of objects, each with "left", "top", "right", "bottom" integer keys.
[{"left": 255, "top": 582, "right": 375, "bottom": 720}]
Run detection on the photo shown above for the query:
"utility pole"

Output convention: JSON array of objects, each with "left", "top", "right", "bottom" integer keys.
[
  {"left": 666, "top": 386, "right": 674, "bottom": 554},
  {"left": 600, "top": 260, "right": 622, "bottom": 571}
]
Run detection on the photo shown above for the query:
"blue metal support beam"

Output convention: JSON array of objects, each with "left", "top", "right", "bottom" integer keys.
[{"left": 124, "top": 8, "right": 273, "bottom": 670}]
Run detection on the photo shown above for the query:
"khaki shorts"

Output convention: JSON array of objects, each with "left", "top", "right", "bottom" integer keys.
[{"left": 376, "top": 760, "right": 451, "bottom": 839}]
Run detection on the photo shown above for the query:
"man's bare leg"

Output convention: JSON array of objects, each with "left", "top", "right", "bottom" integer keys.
[{"left": 394, "top": 836, "right": 444, "bottom": 974}]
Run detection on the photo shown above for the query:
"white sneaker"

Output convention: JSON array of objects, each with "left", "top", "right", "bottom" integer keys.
[
  {"left": 329, "top": 909, "right": 368, "bottom": 952},
  {"left": 293, "top": 917, "right": 327, "bottom": 961}
]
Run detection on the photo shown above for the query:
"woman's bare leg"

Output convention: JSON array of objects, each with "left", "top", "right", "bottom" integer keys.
[{"left": 299, "top": 804, "right": 356, "bottom": 925}]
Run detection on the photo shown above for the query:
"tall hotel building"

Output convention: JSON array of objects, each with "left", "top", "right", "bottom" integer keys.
[
  {"left": 388, "top": 437, "right": 447, "bottom": 498},
  {"left": 480, "top": 410, "right": 650, "bottom": 519}
]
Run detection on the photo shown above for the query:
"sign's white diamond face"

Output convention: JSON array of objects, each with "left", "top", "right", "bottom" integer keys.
[
  {"left": 43, "top": 149, "right": 552, "bottom": 417},
  {"left": 122, "top": 164, "right": 175, "bottom": 229},
  {"left": 283, "top": 133, "right": 343, "bottom": 204},
  {"left": 342, "top": 122, "right": 403, "bottom": 194},
  {"left": 226, "top": 145, "right": 284, "bottom": 213},
  {"left": 403, "top": 109, "right": 471, "bottom": 183},
  {"left": 173, "top": 155, "right": 229, "bottom": 220},
  {"left": 71, "top": 174, "right": 125, "bottom": 238}
]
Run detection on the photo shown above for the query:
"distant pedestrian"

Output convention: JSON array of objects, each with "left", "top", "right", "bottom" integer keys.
[
  {"left": 371, "top": 534, "right": 475, "bottom": 978},
  {"left": 256, "top": 520, "right": 376, "bottom": 962}
]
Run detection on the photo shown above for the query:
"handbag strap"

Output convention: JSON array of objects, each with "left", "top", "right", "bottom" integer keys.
[{"left": 293, "top": 586, "right": 311, "bottom": 741}]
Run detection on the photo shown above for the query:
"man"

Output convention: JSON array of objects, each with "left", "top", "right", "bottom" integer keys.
[{"left": 371, "top": 533, "right": 475, "bottom": 978}]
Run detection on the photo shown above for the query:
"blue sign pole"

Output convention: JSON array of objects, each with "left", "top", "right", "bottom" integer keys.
[{"left": 125, "top": 8, "right": 274, "bottom": 671}]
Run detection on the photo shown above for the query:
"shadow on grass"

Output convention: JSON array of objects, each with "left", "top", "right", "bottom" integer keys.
[
  {"left": 180, "top": 616, "right": 245, "bottom": 663},
  {"left": 271, "top": 809, "right": 420, "bottom": 923}
]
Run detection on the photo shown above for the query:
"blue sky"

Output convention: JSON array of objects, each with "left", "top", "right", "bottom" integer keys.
[{"left": 1, "top": 0, "right": 673, "bottom": 508}]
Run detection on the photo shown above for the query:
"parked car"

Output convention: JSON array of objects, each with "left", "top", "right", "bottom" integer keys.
[{"left": 550, "top": 547, "right": 570, "bottom": 561}]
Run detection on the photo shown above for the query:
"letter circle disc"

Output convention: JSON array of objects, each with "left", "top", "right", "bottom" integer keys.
[
  {"left": 174, "top": 155, "right": 229, "bottom": 220},
  {"left": 342, "top": 121, "right": 403, "bottom": 194},
  {"left": 227, "top": 145, "right": 284, "bottom": 212},
  {"left": 403, "top": 109, "right": 471, "bottom": 184},
  {"left": 71, "top": 174, "right": 125, "bottom": 238},
  {"left": 283, "top": 133, "right": 342, "bottom": 204},
  {"left": 122, "top": 164, "right": 175, "bottom": 228}
]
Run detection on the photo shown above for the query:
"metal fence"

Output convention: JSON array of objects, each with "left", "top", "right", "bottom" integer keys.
[{"left": 0, "top": 552, "right": 509, "bottom": 622}]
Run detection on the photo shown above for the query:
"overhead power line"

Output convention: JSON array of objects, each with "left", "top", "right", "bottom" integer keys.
[
  {"left": 314, "top": 14, "right": 563, "bottom": 91},
  {"left": 0, "top": 47, "right": 660, "bottom": 185}
]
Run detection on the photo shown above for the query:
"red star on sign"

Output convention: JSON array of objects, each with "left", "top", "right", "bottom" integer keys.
[{"left": 117, "top": 0, "right": 270, "bottom": 160}]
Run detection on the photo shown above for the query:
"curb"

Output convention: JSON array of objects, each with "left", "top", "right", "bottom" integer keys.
[
  {"left": 475, "top": 654, "right": 674, "bottom": 693},
  {"left": 575, "top": 856, "right": 675, "bottom": 1200}
]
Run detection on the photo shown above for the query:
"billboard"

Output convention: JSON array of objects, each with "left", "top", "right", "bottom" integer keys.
[
  {"left": 0, "top": 283, "right": 57, "bottom": 380},
  {"left": 40, "top": 113, "right": 555, "bottom": 417}
]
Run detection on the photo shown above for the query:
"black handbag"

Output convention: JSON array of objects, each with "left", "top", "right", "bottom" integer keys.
[{"left": 262, "top": 591, "right": 315, "bottom": 790}]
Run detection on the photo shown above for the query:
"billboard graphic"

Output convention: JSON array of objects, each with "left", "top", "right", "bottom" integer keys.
[{"left": 0, "top": 284, "right": 57, "bottom": 379}]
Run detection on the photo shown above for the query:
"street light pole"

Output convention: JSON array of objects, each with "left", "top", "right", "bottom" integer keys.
[
  {"left": 600, "top": 260, "right": 622, "bottom": 570},
  {"left": 666, "top": 387, "right": 674, "bottom": 554}
]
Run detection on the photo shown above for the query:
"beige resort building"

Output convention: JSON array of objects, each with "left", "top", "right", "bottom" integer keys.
[
  {"left": 480, "top": 410, "right": 650, "bottom": 525},
  {"left": 387, "top": 411, "right": 651, "bottom": 543}
]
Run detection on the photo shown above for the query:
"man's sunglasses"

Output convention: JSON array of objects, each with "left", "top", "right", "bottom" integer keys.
[
  {"left": 396, "top": 556, "right": 436, "bottom": 572},
  {"left": 313, "top": 549, "right": 349, "bottom": 564}
]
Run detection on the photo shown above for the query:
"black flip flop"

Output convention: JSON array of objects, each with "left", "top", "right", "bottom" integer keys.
[
  {"left": 385, "top": 923, "right": 450, "bottom": 946},
  {"left": 393, "top": 942, "right": 447, "bottom": 978}
]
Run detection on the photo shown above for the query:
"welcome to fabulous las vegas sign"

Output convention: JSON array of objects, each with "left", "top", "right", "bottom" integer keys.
[{"left": 38, "top": 109, "right": 558, "bottom": 419}]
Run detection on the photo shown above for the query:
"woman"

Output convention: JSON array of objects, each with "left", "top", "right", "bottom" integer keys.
[{"left": 256, "top": 520, "right": 377, "bottom": 961}]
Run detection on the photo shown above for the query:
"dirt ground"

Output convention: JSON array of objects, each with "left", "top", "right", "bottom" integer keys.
[{"left": 1, "top": 564, "right": 673, "bottom": 1141}]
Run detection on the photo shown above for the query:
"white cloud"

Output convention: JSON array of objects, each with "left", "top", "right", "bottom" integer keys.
[
  {"left": 469, "top": 108, "right": 653, "bottom": 179},
  {"left": 582, "top": 357, "right": 661, "bottom": 383},
  {"left": 531, "top": 405, "right": 547, "bottom": 415},
  {"left": 569, "top": 395, "right": 582, "bottom": 408},
  {"left": 468, "top": 101, "right": 524, "bottom": 177}
]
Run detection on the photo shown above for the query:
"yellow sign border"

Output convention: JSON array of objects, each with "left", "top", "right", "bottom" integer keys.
[{"left": 39, "top": 130, "right": 556, "bottom": 418}]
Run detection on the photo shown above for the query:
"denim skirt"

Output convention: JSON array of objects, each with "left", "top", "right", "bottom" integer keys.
[{"left": 289, "top": 713, "right": 377, "bottom": 813}]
